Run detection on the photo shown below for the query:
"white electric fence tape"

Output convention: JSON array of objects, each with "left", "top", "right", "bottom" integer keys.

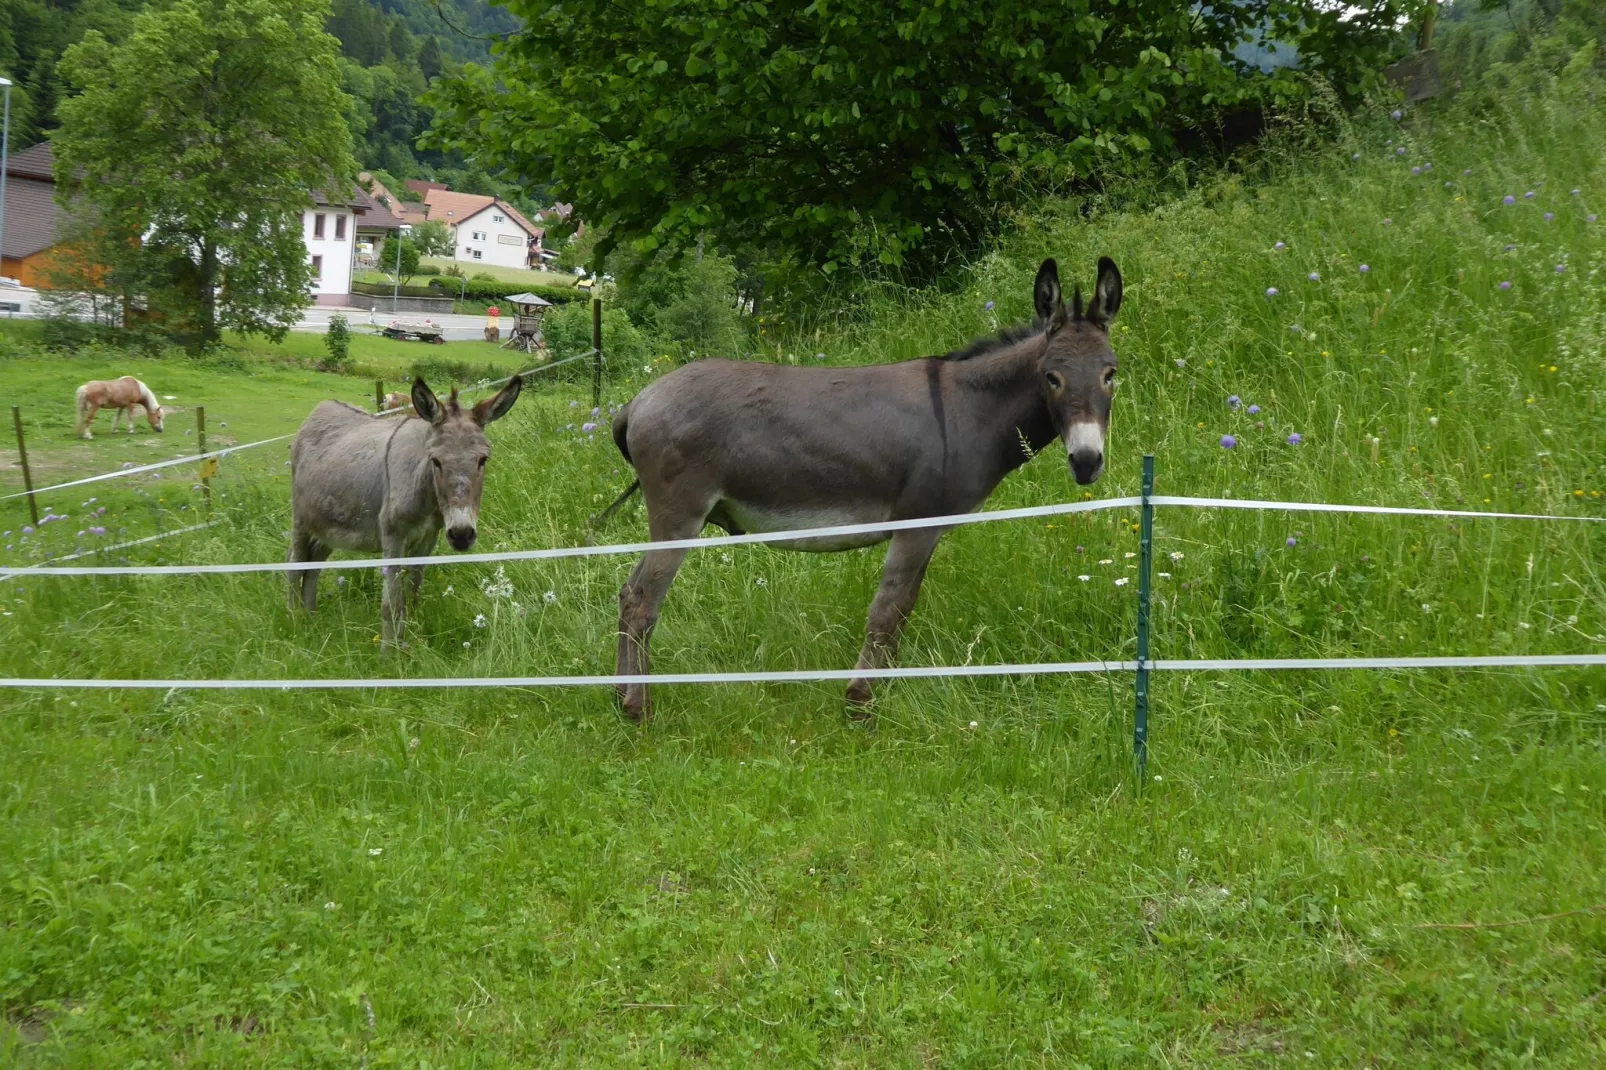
[
  {"left": 1150, "top": 495, "right": 1606, "bottom": 524},
  {"left": 0, "top": 521, "right": 216, "bottom": 584},
  {"left": 1, "top": 656, "right": 1602, "bottom": 691},
  {"left": 0, "top": 497, "right": 1147, "bottom": 577}
]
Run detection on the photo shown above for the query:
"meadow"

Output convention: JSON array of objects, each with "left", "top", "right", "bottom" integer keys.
[{"left": 2, "top": 66, "right": 1605, "bottom": 1065}]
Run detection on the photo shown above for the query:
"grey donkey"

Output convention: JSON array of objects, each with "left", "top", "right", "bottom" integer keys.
[
  {"left": 605, "top": 257, "right": 1123, "bottom": 721},
  {"left": 287, "top": 375, "right": 523, "bottom": 646}
]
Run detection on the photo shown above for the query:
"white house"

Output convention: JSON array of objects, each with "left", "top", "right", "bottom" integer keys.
[
  {"left": 417, "top": 189, "right": 542, "bottom": 271},
  {"left": 302, "top": 192, "right": 357, "bottom": 306}
]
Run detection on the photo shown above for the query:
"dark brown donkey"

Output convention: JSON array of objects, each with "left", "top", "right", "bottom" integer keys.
[{"left": 607, "top": 257, "right": 1122, "bottom": 720}]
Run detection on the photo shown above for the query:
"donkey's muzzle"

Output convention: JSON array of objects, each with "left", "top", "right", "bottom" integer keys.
[
  {"left": 447, "top": 526, "right": 477, "bottom": 551},
  {"left": 1069, "top": 448, "right": 1104, "bottom": 485}
]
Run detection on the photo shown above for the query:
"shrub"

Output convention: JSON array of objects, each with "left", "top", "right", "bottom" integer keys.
[
  {"left": 471, "top": 271, "right": 498, "bottom": 282},
  {"left": 542, "top": 301, "right": 653, "bottom": 378},
  {"left": 415, "top": 264, "right": 442, "bottom": 276},
  {"left": 323, "top": 313, "right": 351, "bottom": 370}
]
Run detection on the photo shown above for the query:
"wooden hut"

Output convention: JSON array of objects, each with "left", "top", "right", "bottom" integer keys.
[{"left": 501, "top": 292, "right": 554, "bottom": 354}]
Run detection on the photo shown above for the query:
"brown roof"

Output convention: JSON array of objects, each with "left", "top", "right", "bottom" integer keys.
[
  {"left": 406, "top": 179, "right": 448, "bottom": 196},
  {"left": 2, "top": 176, "right": 62, "bottom": 259},
  {"left": 4, "top": 142, "right": 57, "bottom": 182},
  {"left": 423, "top": 189, "right": 540, "bottom": 238}
]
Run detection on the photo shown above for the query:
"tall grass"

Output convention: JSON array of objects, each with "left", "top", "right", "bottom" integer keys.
[{"left": 2, "top": 58, "right": 1605, "bottom": 1063}]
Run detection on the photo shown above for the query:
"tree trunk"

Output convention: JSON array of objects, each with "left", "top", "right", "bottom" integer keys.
[{"left": 199, "top": 237, "right": 219, "bottom": 347}]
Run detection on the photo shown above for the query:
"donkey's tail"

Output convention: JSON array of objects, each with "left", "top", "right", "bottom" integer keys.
[
  {"left": 590, "top": 479, "right": 641, "bottom": 528},
  {"left": 610, "top": 402, "right": 632, "bottom": 464}
]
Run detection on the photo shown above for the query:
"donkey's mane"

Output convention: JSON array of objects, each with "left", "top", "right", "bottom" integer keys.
[{"left": 940, "top": 321, "right": 1043, "bottom": 362}]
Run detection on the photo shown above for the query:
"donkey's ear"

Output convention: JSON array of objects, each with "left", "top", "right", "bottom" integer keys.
[
  {"left": 411, "top": 378, "right": 444, "bottom": 424},
  {"left": 472, "top": 374, "right": 522, "bottom": 426},
  {"left": 1034, "top": 258, "right": 1067, "bottom": 329},
  {"left": 1085, "top": 256, "right": 1123, "bottom": 329}
]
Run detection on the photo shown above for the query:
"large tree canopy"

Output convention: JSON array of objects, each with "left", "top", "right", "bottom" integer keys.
[
  {"left": 431, "top": 0, "right": 1423, "bottom": 273},
  {"left": 53, "top": 0, "right": 357, "bottom": 343}
]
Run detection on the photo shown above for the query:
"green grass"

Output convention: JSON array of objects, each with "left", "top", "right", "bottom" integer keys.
[
  {"left": 356, "top": 261, "right": 578, "bottom": 288},
  {"left": 3, "top": 70, "right": 1606, "bottom": 1063}
]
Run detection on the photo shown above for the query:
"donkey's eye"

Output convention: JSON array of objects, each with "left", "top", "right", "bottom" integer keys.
[
  {"left": 1102, "top": 369, "right": 1117, "bottom": 387},
  {"left": 1045, "top": 371, "right": 1066, "bottom": 392},
  {"left": 478, "top": 456, "right": 487, "bottom": 468}
]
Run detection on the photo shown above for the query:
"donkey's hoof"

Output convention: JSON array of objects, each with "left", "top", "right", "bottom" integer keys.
[{"left": 623, "top": 700, "right": 652, "bottom": 725}]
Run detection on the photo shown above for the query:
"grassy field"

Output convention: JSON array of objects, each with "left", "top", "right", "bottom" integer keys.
[
  {"left": 2, "top": 69, "right": 1605, "bottom": 1064},
  {"left": 355, "top": 261, "right": 578, "bottom": 289}
]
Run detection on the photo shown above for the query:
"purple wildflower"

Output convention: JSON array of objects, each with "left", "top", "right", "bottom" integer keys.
[
  {"left": 1274, "top": 241, "right": 1286, "bottom": 250},
  {"left": 1395, "top": 147, "right": 1406, "bottom": 157},
  {"left": 1227, "top": 395, "right": 1241, "bottom": 409},
  {"left": 1220, "top": 435, "right": 1238, "bottom": 449},
  {"left": 1411, "top": 166, "right": 1422, "bottom": 175},
  {"left": 1503, "top": 195, "right": 1516, "bottom": 206},
  {"left": 591, "top": 407, "right": 601, "bottom": 416},
  {"left": 1391, "top": 109, "right": 1402, "bottom": 121},
  {"left": 1247, "top": 404, "right": 1261, "bottom": 415},
  {"left": 1504, "top": 243, "right": 1516, "bottom": 251},
  {"left": 1499, "top": 280, "right": 1512, "bottom": 290},
  {"left": 1423, "top": 162, "right": 1432, "bottom": 172},
  {"left": 1555, "top": 264, "right": 1566, "bottom": 273},
  {"left": 582, "top": 421, "right": 597, "bottom": 432},
  {"left": 569, "top": 400, "right": 579, "bottom": 408},
  {"left": 1524, "top": 191, "right": 1536, "bottom": 199},
  {"left": 984, "top": 300, "right": 995, "bottom": 311},
  {"left": 22, "top": 526, "right": 32, "bottom": 535},
  {"left": 1308, "top": 272, "right": 1320, "bottom": 282},
  {"left": 1359, "top": 264, "right": 1370, "bottom": 274},
  {"left": 1544, "top": 212, "right": 1554, "bottom": 221},
  {"left": 1573, "top": 188, "right": 1582, "bottom": 196},
  {"left": 1287, "top": 432, "right": 1303, "bottom": 446},
  {"left": 1463, "top": 169, "right": 1472, "bottom": 176},
  {"left": 1265, "top": 287, "right": 1278, "bottom": 297},
  {"left": 1286, "top": 537, "right": 1298, "bottom": 548},
  {"left": 90, "top": 526, "right": 105, "bottom": 536},
  {"left": 1590, "top": 214, "right": 1599, "bottom": 223}
]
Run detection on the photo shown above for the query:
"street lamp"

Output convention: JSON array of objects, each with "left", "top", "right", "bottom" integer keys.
[
  {"left": 0, "top": 77, "right": 12, "bottom": 285},
  {"left": 391, "top": 222, "right": 410, "bottom": 313}
]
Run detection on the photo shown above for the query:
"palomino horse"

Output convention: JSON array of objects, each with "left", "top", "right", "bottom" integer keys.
[
  {"left": 605, "top": 257, "right": 1122, "bottom": 721},
  {"left": 287, "top": 376, "right": 523, "bottom": 646},
  {"left": 74, "top": 377, "right": 165, "bottom": 439}
]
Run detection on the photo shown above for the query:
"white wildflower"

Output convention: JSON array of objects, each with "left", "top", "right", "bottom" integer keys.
[
  {"left": 473, "top": 613, "right": 487, "bottom": 628},
  {"left": 1098, "top": 558, "right": 1114, "bottom": 566},
  {"left": 1169, "top": 551, "right": 1184, "bottom": 561},
  {"left": 1124, "top": 552, "right": 1136, "bottom": 559},
  {"left": 481, "top": 566, "right": 514, "bottom": 600},
  {"left": 543, "top": 590, "right": 558, "bottom": 604},
  {"left": 1158, "top": 571, "right": 1171, "bottom": 578},
  {"left": 1114, "top": 577, "right": 1129, "bottom": 587},
  {"left": 755, "top": 577, "right": 768, "bottom": 587},
  {"left": 1078, "top": 574, "right": 1091, "bottom": 582},
  {"left": 444, "top": 585, "right": 454, "bottom": 595},
  {"left": 368, "top": 848, "right": 383, "bottom": 856}
]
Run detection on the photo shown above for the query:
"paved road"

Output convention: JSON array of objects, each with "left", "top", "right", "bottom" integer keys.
[{"left": 296, "top": 307, "right": 492, "bottom": 342}]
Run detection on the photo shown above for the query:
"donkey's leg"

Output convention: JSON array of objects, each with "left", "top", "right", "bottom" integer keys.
[
  {"left": 300, "top": 541, "right": 331, "bottom": 613},
  {"left": 845, "top": 528, "right": 945, "bottom": 712},
  {"left": 617, "top": 512, "right": 703, "bottom": 723},
  {"left": 287, "top": 527, "right": 314, "bottom": 613}
]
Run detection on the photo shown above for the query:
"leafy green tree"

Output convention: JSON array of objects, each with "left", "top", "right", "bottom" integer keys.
[
  {"left": 54, "top": 0, "right": 357, "bottom": 345},
  {"left": 433, "top": 0, "right": 1426, "bottom": 273},
  {"left": 392, "top": 235, "right": 421, "bottom": 285},
  {"left": 324, "top": 312, "right": 352, "bottom": 369},
  {"left": 411, "top": 219, "right": 455, "bottom": 257}
]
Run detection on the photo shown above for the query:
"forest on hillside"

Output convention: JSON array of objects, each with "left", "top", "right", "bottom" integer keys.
[{"left": 0, "top": 0, "right": 537, "bottom": 209}]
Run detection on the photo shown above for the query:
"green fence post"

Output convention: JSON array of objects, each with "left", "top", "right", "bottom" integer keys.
[{"left": 1135, "top": 453, "right": 1155, "bottom": 786}]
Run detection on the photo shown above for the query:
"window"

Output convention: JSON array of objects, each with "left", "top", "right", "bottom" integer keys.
[
  {"left": 472, "top": 249, "right": 483, "bottom": 260},
  {"left": 334, "top": 214, "right": 347, "bottom": 240},
  {"left": 313, "top": 213, "right": 326, "bottom": 239},
  {"left": 311, "top": 255, "right": 323, "bottom": 280},
  {"left": 471, "top": 230, "right": 487, "bottom": 242},
  {"left": 493, "top": 214, "right": 504, "bottom": 223}
]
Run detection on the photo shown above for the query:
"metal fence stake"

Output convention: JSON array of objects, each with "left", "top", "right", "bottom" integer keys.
[
  {"left": 1135, "top": 453, "right": 1155, "bottom": 786},
  {"left": 591, "top": 299, "right": 603, "bottom": 410},
  {"left": 11, "top": 406, "right": 38, "bottom": 526}
]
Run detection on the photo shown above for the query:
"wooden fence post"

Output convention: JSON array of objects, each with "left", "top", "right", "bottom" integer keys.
[
  {"left": 195, "top": 406, "right": 211, "bottom": 516},
  {"left": 375, "top": 379, "right": 384, "bottom": 412},
  {"left": 11, "top": 406, "right": 39, "bottom": 527},
  {"left": 591, "top": 298, "right": 603, "bottom": 410}
]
